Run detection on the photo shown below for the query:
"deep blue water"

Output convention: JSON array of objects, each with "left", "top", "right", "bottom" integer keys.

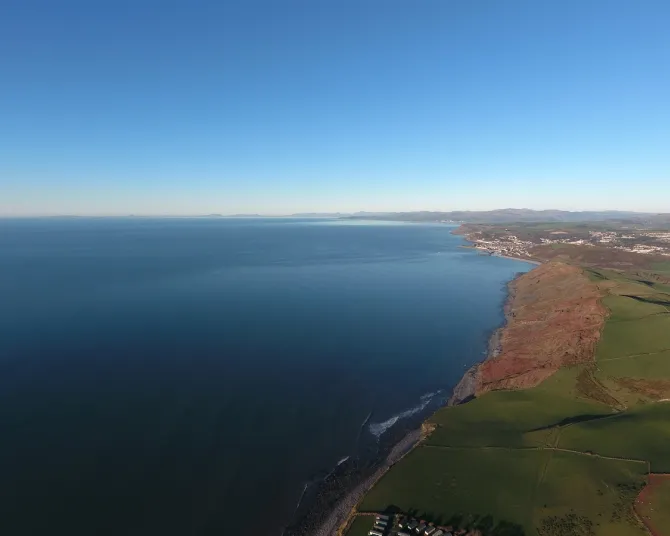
[{"left": 0, "top": 218, "right": 532, "bottom": 536}]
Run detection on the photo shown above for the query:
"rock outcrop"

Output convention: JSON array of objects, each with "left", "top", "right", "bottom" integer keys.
[{"left": 449, "top": 363, "right": 480, "bottom": 405}]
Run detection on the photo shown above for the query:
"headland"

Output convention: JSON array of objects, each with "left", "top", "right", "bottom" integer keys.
[{"left": 330, "top": 221, "right": 670, "bottom": 536}]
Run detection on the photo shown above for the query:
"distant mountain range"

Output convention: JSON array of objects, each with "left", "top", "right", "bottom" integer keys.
[{"left": 345, "top": 209, "right": 670, "bottom": 225}]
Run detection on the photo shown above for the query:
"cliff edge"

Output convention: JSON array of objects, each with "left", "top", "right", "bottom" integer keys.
[
  {"left": 478, "top": 261, "right": 607, "bottom": 394},
  {"left": 451, "top": 262, "right": 607, "bottom": 404}
]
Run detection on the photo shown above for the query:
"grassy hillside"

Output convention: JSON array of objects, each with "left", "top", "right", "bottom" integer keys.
[
  {"left": 360, "top": 447, "right": 543, "bottom": 534},
  {"left": 596, "top": 315, "right": 670, "bottom": 359},
  {"left": 427, "top": 370, "right": 612, "bottom": 449},
  {"left": 347, "top": 265, "right": 670, "bottom": 536},
  {"left": 558, "top": 404, "right": 670, "bottom": 472},
  {"left": 534, "top": 452, "right": 647, "bottom": 536}
]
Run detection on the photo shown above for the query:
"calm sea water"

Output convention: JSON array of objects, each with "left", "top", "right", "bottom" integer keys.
[{"left": 0, "top": 218, "right": 532, "bottom": 536}]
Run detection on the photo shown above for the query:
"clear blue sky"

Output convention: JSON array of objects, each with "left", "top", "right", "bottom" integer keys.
[{"left": 1, "top": 0, "right": 669, "bottom": 215}]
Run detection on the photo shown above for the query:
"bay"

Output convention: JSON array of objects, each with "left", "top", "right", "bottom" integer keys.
[{"left": 0, "top": 217, "right": 532, "bottom": 536}]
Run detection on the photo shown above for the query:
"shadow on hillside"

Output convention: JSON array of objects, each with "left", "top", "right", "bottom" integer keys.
[
  {"left": 622, "top": 294, "right": 670, "bottom": 306},
  {"left": 527, "top": 413, "right": 613, "bottom": 432}
]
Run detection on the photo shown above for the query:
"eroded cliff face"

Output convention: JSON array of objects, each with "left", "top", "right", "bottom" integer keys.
[
  {"left": 449, "top": 363, "right": 480, "bottom": 405},
  {"left": 476, "top": 262, "right": 606, "bottom": 394}
]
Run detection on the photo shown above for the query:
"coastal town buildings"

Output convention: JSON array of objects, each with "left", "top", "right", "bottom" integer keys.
[
  {"left": 367, "top": 513, "right": 469, "bottom": 536},
  {"left": 465, "top": 228, "right": 670, "bottom": 259}
]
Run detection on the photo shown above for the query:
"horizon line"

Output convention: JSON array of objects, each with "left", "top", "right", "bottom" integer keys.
[{"left": 1, "top": 208, "right": 669, "bottom": 219}]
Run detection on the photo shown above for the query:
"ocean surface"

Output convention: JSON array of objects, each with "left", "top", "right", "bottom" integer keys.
[{"left": 0, "top": 217, "right": 533, "bottom": 536}]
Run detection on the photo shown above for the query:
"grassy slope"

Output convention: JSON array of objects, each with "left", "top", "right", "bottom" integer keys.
[
  {"left": 651, "top": 261, "right": 670, "bottom": 273},
  {"left": 355, "top": 266, "right": 670, "bottom": 536},
  {"left": 558, "top": 403, "right": 670, "bottom": 472},
  {"left": 596, "top": 315, "right": 670, "bottom": 359},
  {"left": 345, "top": 516, "right": 374, "bottom": 536},
  {"left": 360, "top": 447, "right": 543, "bottom": 534},
  {"left": 534, "top": 452, "right": 647, "bottom": 536},
  {"left": 601, "top": 294, "right": 668, "bottom": 321},
  {"left": 427, "top": 368, "right": 612, "bottom": 449}
]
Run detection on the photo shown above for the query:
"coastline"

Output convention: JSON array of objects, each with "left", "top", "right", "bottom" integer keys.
[
  {"left": 313, "top": 429, "right": 422, "bottom": 536},
  {"left": 303, "top": 228, "right": 540, "bottom": 536},
  {"left": 492, "top": 253, "right": 542, "bottom": 265},
  {"left": 284, "top": 416, "right": 427, "bottom": 536},
  {"left": 448, "top": 272, "right": 519, "bottom": 405},
  {"left": 459, "top": 244, "right": 542, "bottom": 266}
]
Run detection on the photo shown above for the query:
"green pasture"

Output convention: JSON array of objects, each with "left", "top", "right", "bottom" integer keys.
[
  {"left": 651, "top": 261, "right": 670, "bottom": 273},
  {"left": 597, "top": 350, "right": 670, "bottom": 379},
  {"left": 558, "top": 403, "right": 670, "bottom": 472},
  {"left": 346, "top": 516, "right": 374, "bottom": 536},
  {"left": 428, "top": 370, "right": 611, "bottom": 449},
  {"left": 359, "top": 446, "right": 542, "bottom": 534},
  {"left": 602, "top": 294, "right": 669, "bottom": 322},
  {"left": 596, "top": 315, "right": 670, "bottom": 360},
  {"left": 534, "top": 451, "right": 648, "bottom": 536},
  {"left": 594, "top": 350, "right": 670, "bottom": 406},
  {"left": 359, "top": 445, "right": 648, "bottom": 536}
]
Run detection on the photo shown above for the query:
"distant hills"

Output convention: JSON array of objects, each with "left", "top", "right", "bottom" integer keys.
[{"left": 346, "top": 209, "right": 670, "bottom": 225}]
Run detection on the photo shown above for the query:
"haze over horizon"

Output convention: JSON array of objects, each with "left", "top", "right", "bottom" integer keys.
[{"left": 2, "top": 1, "right": 669, "bottom": 216}]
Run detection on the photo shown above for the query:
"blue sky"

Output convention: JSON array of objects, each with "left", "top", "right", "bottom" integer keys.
[{"left": 1, "top": 0, "right": 669, "bottom": 215}]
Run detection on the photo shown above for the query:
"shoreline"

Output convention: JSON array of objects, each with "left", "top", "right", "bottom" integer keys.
[
  {"left": 303, "top": 229, "right": 540, "bottom": 536},
  {"left": 313, "top": 429, "right": 423, "bottom": 536},
  {"left": 492, "top": 253, "right": 542, "bottom": 265},
  {"left": 459, "top": 244, "right": 542, "bottom": 266}
]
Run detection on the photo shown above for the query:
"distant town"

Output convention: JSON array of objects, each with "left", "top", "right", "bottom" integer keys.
[{"left": 462, "top": 226, "right": 670, "bottom": 260}]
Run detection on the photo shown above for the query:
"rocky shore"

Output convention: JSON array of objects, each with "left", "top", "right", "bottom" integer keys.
[
  {"left": 284, "top": 421, "right": 425, "bottom": 536},
  {"left": 448, "top": 272, "right": 519, "bottom": 405},
  {"left": 310, "top": 429, "right": 421, "bottom": 536},
  {"left": 299, "top": 230, "right": 608, "bottom": 536},
  {"left": 301, "top": 282, "right": 535, "bottom": 534}
]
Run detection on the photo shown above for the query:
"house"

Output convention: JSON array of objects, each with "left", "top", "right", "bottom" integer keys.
[
  {"left": 417, "top": 523, "right": 427, "bottom": 533},
  {"left": 432, "top": 531, "right": 443, "bottom": 536},
  {"left": 373, "top": 524, "right": 386, "bottom": 532},
  {"left": 425, "top": 527, "right": 436, "bottom": 535},
  {"left": 368, "top": 531, "right": 384, "bottom": 536},
  {"left": 398, "top": 533, "right": 411, "bottom": 536},
  {"left": 374, "top": 519, "right": 388, "bottom": 527},
  {"left": 376, "top": 515, "right": 389, "bottom": 522},
  {"left": 408, "top": 520, "right": 419, "bottom": 531}
]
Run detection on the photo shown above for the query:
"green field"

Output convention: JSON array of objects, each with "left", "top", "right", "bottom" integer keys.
[
  {"left": 596, "top": 315, "right": 670, "bottom": 360},
  {"left": 534, "top": 451, "right": 647, "bottom": 536},
  {"left": 345, "top": 515, "right": 374, "bottom": 536},
  {"left": 427, "top": 373, "right": 611, "bottom": 448},
  {"left": 594, "top": 350, "right": 670, "bottom": 406},
  {"left": 360, "top": 446, "right": 543, "bottom": 534},
  {"left": 558, "top": 403, "right": 670, "bottom": 472},
  {"left": 597, "top": 350, "right": 670, "bottom": 379},
  {"left": 602, "top": 294, "right": 669, "bottom": 321},
  {"left": 359, "top": 445, "right": 647, "bottom": 536},
  {"left": 651, "top": 261, "right": 670, "bottom": 274}
]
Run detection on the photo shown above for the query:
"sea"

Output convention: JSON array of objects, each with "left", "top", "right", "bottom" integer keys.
[{"left": 0, "top": 217, "right": 533, "bottom": 536}]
